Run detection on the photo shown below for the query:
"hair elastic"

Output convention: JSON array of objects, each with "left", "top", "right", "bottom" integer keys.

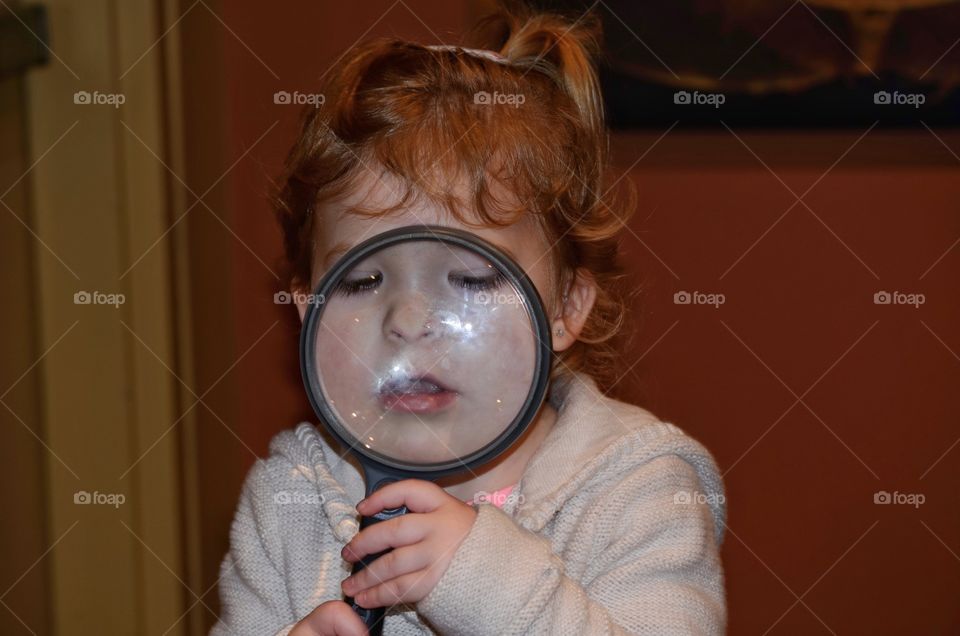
[{"left": 425, "top": 44, "right": 512, "bottom": 66}]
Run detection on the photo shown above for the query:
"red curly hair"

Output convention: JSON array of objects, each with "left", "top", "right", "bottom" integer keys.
[{"left": 274, "top": 4, "right": 634, "bottom": 391}]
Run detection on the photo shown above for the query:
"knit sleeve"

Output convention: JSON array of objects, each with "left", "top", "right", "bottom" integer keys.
[
  {"left": 209, "top": 458, "right": 299, "bottom": 636},
  {"left": 415, "top": 454, "right": 726, "bottom": 635}
]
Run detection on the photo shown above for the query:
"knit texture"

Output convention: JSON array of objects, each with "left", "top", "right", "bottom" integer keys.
[{"left": 210, "top": 372, "right": 727, "bottom": 635}]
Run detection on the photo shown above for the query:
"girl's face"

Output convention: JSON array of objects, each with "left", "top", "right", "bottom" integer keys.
[{"left": 299, "top": 172, "right": 563, "bottom": 466}]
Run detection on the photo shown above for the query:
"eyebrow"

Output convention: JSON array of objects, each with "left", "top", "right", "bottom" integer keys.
[
  {"left": 320, "top": 236, "right": 523, "bottom": 271},
  {"left": 493, "top": 242, "right": 521, "bottom": 264},
  {"left": 321, "top": 241, "right": 351, "bottom": 269}
]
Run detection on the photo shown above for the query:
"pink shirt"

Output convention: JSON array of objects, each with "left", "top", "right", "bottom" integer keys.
[{"left": 465, "top": 483, "right": 517, "bottom": 509}]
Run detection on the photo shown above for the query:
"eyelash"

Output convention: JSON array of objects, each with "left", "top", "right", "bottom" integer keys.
[
  {"left": 449, "top": 272, "right": 506, "bottom": 291},
  {"left": 331, "top": 271, "right": 506, "bottom": 296},
  {"left": 333, "top": 273, "right": 382, "bottom": 297}
]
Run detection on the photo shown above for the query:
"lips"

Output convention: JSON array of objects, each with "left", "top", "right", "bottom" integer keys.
[{"left": 379, "top": 373, "right": 459, "bottom": 414}]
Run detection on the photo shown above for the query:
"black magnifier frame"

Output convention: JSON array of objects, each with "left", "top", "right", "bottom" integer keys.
[
  {"left": 298, "top": 224, "right": 553, "bottom": 634},
  {"left": 301, "top": 224, "right": 553, "bottom": 481}
]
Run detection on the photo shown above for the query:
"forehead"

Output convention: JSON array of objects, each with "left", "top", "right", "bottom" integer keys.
[{"left": 314, "top": 170, "right": 551, "bottom": 276}]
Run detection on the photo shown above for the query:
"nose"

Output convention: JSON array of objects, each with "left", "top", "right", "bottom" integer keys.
[{"left": 383, "top": 295, "right": 437, "bottom": 344}]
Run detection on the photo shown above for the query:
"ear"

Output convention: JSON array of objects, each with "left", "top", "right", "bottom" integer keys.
[
  {"left": 291, "top": 279, "right": 309, "bottom": 323},
  {"left": 551, "top": 269, "right": 597, "bottom": 352}
]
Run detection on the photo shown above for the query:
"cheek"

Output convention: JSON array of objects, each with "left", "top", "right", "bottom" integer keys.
[
  {"left": 466, "top": 304, "right": 538, "bottom": 394},
  {"left": 526, "top": 265, "right": 560, "bottom": 318},
  {"left": 500, "top": 322, "right": 537, "bottom": 383},
  {"left": 315, "top": 308, "right": 379, "bottom": 383}
]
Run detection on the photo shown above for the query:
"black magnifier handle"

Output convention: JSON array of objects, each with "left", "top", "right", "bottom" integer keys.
[{"left": 344, "top": 485, "right": 409, "bottom": 635}]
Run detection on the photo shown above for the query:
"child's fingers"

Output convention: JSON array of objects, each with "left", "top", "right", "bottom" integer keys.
[
  {"left": 341, "top": 544, "right": 431, "bottom": 597},
  {"left": 342, "top": 514, "right": 426, "bottom": 562},
  {"left": 351, "top": 571, "right": 433, "bottom": 609},
  {"left": 357, "top": 478, "right": 447, "bottom": 515},
  {"left": 289, "top": 599, "right": 367, "bottom": 636}
]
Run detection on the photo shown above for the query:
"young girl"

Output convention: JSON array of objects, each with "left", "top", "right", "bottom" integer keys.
[{"left": 213, "top": 7, "right": 726, "bottom": 635}]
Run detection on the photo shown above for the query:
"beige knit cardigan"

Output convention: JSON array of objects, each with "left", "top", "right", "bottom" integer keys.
[{"left": 211, "top": 372, "right": 727, "bottom": 635}]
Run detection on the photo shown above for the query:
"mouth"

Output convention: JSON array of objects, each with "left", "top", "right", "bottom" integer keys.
[{"left": 378, "top": 373, "right": 459, "bottom": 414}]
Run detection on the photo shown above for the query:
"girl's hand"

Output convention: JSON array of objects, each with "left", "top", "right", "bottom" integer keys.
[
  {"left": 340, "top": 479, "right": 478, "bottom": 608},
  {"left": 289, "top": 600, "right": 367, "bottom": 636}
]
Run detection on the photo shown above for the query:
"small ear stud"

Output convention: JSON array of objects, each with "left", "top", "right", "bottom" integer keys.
[{"left": 555, "top": 327, "right": 565, "bottom": 337}]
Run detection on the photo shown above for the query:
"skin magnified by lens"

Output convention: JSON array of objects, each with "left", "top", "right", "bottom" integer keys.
[
  {"left": 313, "top": 240, "right": 536, "bottom": 464},
  {"left": 293, "top": 168, "right": 597, "bottom": 500}
]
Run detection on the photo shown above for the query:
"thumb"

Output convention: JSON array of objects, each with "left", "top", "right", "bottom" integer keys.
[
  {"left": 359, "top": 478, "right": 445, "bottom": 515},
  {"left": 327, "top": 602, "right": 368, "bottom": 636},
  {"left": 291, "top": 599, "right": 369, "bottom": 636}
]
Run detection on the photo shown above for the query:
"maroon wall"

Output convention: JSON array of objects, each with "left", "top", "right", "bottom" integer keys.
[{"left": 609, "top": 131, "right": 960, "bottom": 633}]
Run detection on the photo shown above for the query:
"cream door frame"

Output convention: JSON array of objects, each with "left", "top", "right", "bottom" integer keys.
[{"left": 23, "top": 0, "right": 194, "bottom": 633}]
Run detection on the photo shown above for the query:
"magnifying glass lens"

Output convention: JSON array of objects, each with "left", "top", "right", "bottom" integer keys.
[{"left": 311, "top": 239, "right": 539, "bottom": 467}]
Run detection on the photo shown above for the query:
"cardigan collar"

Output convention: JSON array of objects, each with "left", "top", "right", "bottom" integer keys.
[
  {"left": 504, "top": 371, "right": 666, "bottom": 531},
  {"left": 291, "top": 371, "right": 669, "bottom": 540}
]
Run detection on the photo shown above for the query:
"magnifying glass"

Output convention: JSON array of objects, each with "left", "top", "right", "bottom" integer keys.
[{"left": 299, "top": 225, "right": 552, "bottom": 634}]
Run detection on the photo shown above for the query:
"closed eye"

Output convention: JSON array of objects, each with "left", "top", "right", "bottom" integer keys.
[
  {"left": 333, "top": 272, "right": 382, "bottom": 297},
  {"left": 449, "top": 271, "right": 507, "bottom": 291}
]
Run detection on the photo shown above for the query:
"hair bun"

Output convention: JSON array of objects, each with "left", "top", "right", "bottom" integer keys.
[{"left": 467, "top": 5, "right": 604, "bottom": 136}]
